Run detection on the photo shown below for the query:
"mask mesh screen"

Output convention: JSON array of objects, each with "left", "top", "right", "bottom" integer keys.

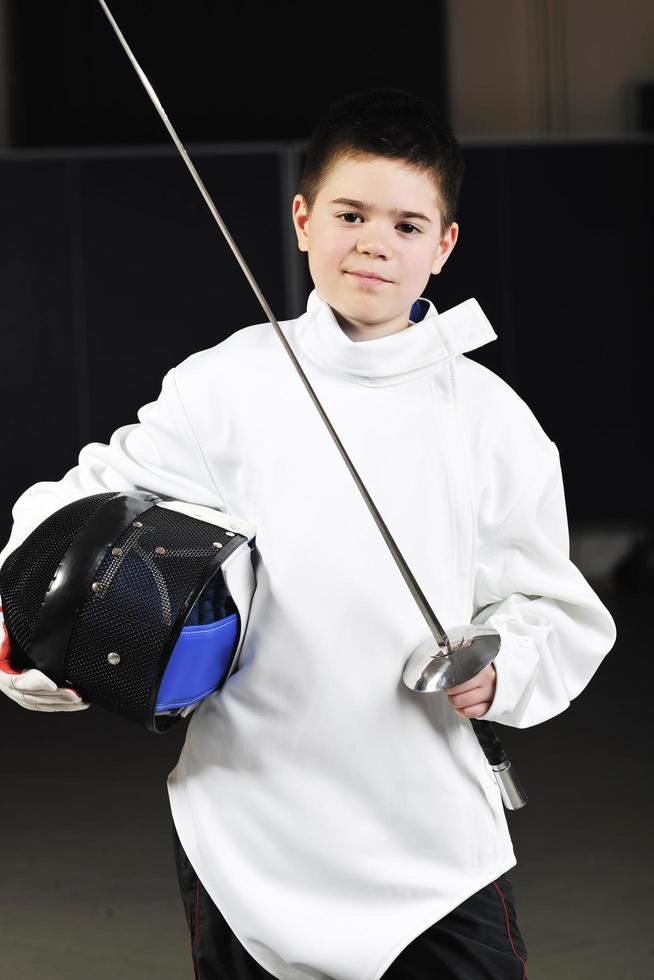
[{"left": 65, "top": 505, "right": 241, "bottom": 722}]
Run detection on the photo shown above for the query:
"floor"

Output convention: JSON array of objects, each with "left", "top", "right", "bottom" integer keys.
[{"left": 1, "top": 581, "right": 651, "bottom": 979}]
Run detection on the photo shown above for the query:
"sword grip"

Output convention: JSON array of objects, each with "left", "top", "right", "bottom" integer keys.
[{"left": 470, "top": 718, "right": 528, "bottom": 810}]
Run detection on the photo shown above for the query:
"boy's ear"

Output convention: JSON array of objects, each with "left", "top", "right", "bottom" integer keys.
[
  {"left": 432, "top": 222, "right": 459, "bottom": 275},
  {"left": 292, "top": 195, "right": 310, "bottom": 252}
]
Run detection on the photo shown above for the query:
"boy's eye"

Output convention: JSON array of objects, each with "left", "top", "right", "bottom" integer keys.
[{"left": 337, "top": 213, "right": 420, "bottom": 235}]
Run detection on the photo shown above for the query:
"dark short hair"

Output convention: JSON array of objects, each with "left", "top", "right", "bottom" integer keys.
[{"left": 297, "top": 88, "right": 465, "bottom": 233}]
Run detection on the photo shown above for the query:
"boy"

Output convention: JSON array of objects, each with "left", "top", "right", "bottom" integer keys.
[{"left": 0, "top": 88, "right": 616, "bottom": 979}]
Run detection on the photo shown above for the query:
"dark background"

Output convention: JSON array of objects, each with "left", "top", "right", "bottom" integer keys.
[
  {"left": 0, "top": 2, "right": 652, "bottom": 978},
  {"left": 1, "top": 1, "right": 652, "bottom": 534},
  {"left": 6, "top": 0, "right": 450, "bottom": 146}
]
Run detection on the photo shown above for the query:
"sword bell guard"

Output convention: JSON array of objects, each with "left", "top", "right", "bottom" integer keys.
[{"left": 402, "top": 625, "right": 501, "bottom": 693}]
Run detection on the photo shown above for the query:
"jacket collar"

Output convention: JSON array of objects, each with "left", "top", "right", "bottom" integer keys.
[{"left": 295, "top": 288, "right": 498, "bottom": 387}]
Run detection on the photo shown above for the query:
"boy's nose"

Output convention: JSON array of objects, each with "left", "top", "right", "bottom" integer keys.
[{"left": 356, "top": 235, "right": 391, "bottom": 259}]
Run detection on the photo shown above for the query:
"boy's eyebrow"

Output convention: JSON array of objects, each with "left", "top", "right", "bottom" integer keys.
[{"left": 328, "top": 198, "right": 433, "bottom": 223}]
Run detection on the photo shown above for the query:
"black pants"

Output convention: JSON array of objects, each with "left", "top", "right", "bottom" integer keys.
[{"left": 172, "top": 820, "right": 528, "bottom": 979}]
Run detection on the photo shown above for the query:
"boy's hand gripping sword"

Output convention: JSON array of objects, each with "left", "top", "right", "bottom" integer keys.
[{"left": 96, "top": 0, "right": 528, "bottom": 810}]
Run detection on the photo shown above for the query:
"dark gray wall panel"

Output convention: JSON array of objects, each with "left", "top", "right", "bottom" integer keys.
[
  {"left": 505, "top": 143, "right": 653, "bottom": 521},
  {"left": 0, "top": 161, "right": 80, "bottom": 542},
  {"left": 76, "top": 152, "right": 285, "bottom": 443},
  {"left": 0, "top": 141, "right": 651, "bottom": 549}
]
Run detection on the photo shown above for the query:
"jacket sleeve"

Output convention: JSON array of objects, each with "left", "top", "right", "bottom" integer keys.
[
  {"left": 0, "top": 365, "right": 228, "bottom": 572},
  {"left": 471, "top": 439, "right": 617, "bottom": 729}
]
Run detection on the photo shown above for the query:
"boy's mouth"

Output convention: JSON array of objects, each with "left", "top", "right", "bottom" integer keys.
[{"left": 346, "top": 271, "right": 392, "bottom": 284}]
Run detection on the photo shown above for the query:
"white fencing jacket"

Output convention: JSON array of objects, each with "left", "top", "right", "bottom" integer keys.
[{"left": 0, "top": 287, "right": 617, "bottom": 979}]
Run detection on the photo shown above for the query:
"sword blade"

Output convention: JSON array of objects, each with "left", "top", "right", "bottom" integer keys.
[
  {"left": 96, "top": 0, "right": 452, "bottom": 653},
  {"left": 96, "top": 0, "right": 530, "bottom": 813}
]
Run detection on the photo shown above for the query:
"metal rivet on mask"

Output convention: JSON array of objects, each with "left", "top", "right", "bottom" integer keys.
[
  {"left": 225, "top": 531, "right": 235, "bottom": 537},
  {"left": 107, "top": 652, "right": 121, "bottom": 666},
  {"left": 132, "top": 521, "right": 143, "bottom": 528},
  {"left": 155, "top": 546, "right": 166, "bottom": 556},
  {"left": 111, "top": 547, "right": 123, "bottom": 556},
  {"left": 91, "top": 582, "right": 102, "bottom": 592},
  {"left": 212, "top": 541, "right": 223, "bottom": 549}
]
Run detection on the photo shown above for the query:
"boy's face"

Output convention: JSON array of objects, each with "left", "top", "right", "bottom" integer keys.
[{"left": 292, "top": 154, "right": 458, "bottom": 341}]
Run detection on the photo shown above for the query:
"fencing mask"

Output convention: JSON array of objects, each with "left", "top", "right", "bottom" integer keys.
[{"left": 0, "top": 491, "right": 257, "bottom": 733}]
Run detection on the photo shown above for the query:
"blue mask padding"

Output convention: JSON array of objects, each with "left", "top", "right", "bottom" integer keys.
[{"left": 155, "top": 613, "right": 239, "bottom": 710}]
